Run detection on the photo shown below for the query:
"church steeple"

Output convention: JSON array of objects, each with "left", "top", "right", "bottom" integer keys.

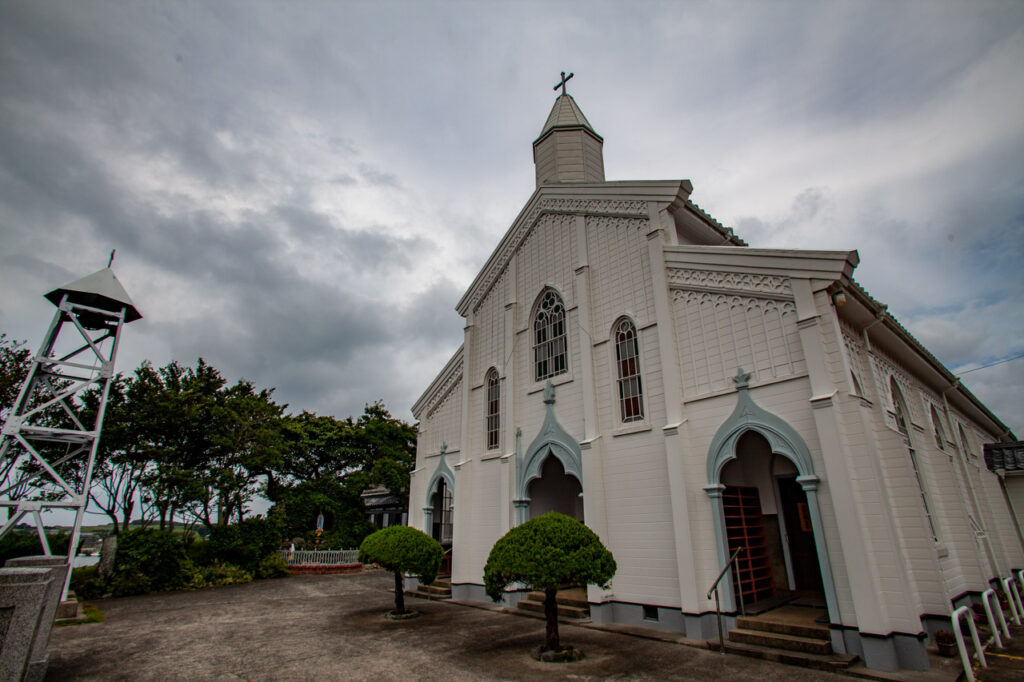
[{"left": 533, "top": 73, "right": 605, "bottom": 187}]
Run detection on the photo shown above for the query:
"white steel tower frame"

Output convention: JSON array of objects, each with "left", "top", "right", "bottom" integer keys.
[{"left": 0, "top": 268, "right": 140, "bottom": 597}]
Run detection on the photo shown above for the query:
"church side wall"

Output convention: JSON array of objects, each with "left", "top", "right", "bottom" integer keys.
[
  {"left": 409, "top": 372, "right": 462, "bottom": 533},
  {"left": 841, "top": 324, "right": 1023, "bottom": 622}
]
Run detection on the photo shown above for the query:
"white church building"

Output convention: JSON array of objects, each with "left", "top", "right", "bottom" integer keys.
[{"left": 408, "top": 87, "right": 1022, "bottom": 672}]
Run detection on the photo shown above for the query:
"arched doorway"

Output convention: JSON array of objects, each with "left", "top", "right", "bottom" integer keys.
[
  {"left": 720, "top": 431, "right": 824, "bottom": 607},
  {"left": 705, "top": 372, "right": 838, "bottom": 623},
  {"left": 428, "top": 478, "right": 453, "bottom": 575},
  {"left": 527, "top": 453, "right": 583, "bottom": 521}
]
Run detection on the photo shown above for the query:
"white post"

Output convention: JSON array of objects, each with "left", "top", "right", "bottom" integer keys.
[
  {"left": 981, "top": 588, "right": 1008, "bottom": 646},
  {"left": 1002, "top": 576, "right": 1022, "bottom": 625},
  {"left": 952, "top": 605, "right": 986, "bottom": 682}
]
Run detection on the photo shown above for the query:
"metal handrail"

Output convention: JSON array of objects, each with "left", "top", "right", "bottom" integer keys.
[{"left": 707, "top": 546, "right": 744, "bottom": 653}]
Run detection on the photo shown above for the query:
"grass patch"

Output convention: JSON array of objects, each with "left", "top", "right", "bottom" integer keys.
[{"left": 55, "top": 602, "right": 105, "bottom": 627}]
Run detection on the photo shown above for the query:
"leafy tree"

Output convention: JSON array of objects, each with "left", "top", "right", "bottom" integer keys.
[
  {"left": 0, "top": 333, "right": 30, "bottom": 420},
  {"left": 81, "top": 372, "right": 158, "bottom": 533},
  {"left": 359, "top": 526, "right": 442, "bottom": 615},
  {"left": 352, "top": 402, "right": 417, "bottom": 503},
  {"left": 484, "top": 513, "right": 616, "bottom": 653},
  {"left": 277, "top": 411, "right": 352, "bottom": 486},
  {"left": 270, "top": 403, "right": 414, "bottom": 546},
  {"left": 270, "top": 477, "right": 373, "bottom": 548}
]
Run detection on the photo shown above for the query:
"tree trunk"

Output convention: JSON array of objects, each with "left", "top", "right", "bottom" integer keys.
[
  {"left": 543, "top": 587, "right": 560, "bottom": 652},
  {"left": 393, "top": 570, "right": 406, "bottom": 614}
]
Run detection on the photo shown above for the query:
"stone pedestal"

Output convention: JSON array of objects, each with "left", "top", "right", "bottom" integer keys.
[
  {"left": 4, "top": 556, "right": 70, "bottom": 682},
  {"left": 0, "top": 568, "right": 53, "bottom": 682},
  {"left": 97, "top": 535, "right": 117, "bottom": 581}
]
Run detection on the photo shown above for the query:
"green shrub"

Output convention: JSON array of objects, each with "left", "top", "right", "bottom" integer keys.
[
  {"left": 70, "top": 565, "right": 106, "bottom": 600},
  {"left": 202, "top": 561, "right": 253, "bottom": 586},
  {"left": 176, "top": 559, "right": 207, "bottom": 590},
  {"left": 110, "top": 571, "right": 152, "bottom": 597},
  {"left": 113, "top": 528, "right": 189, "bottom": 591},
  {"left": 206, "top": 518, "right": 283, "bottom": 574},
  {"left": 257, "top": 552, "right": 289, "bottom": 579},
  {"left": 483, "top": 512, "right": 616, "bottom": 653}
]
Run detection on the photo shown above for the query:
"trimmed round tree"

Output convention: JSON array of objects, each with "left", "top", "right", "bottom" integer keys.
[
  {"left": 484, "top": 512, "right": 616, "bottom": 653},
  {"left": 358, "top": 526, "right": 442, "bottom": 615}
]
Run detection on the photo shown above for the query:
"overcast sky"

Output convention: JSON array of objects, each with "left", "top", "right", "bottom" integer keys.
[{"left": 1, "top": 1, "right": 1022, "bottom": 438}]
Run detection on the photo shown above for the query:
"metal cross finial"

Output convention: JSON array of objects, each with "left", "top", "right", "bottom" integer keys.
[
  {"left": 107, "top": 249, "right": 116, "bottom": 268},
  {"left": 553, "top": 71, "right": 574, "bottom": 96}
]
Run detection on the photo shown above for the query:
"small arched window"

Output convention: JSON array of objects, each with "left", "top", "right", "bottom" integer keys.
[
  {"left": 891, "top": 378, "right": 937, "bottom": 540},
  {"left": 614, "top": 318, "right": 644, "bottom": 422},
  {"left": 534, "top": 290, "right": 567, "bottom": 381},
  {"left": 958, "top": 424, "right": 977, "bottom": 463},
  {"left": 930, "top": 406, "right": 946, "bottom": 451},
  {"left": 485, "top": 369, "right": 500, "bottom": 450}
]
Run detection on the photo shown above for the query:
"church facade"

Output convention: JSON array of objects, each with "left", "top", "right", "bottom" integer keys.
[{"left": 408, "top": 90, "right": 1022, "bottom": 672}]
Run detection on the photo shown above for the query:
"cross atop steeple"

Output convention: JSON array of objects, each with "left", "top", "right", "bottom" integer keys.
[{"left": 553, "top": 71, "right": 574, "bottom": 96}]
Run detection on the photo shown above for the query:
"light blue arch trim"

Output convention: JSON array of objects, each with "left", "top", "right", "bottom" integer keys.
[
  {"left": 517, "top": 381, "right": 582, "bottom": 501},
  {"left": 425, "top": 444, "right": 455, "bottom": 508},
  {"left": 706, "top": 370, "right": 815, "bottom": 483}
]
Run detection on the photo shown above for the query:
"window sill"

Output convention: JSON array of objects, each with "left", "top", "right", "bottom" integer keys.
[
  {"left": 527, "top": 372, "right": 573, "bottom": 395},
  {"left": 613, "top": 423, "right": 651, "bottom": 438}
]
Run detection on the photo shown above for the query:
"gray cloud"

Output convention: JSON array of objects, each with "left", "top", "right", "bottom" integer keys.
[{"left": 0, "top": 0, "right": 1021, "bottom": 436}]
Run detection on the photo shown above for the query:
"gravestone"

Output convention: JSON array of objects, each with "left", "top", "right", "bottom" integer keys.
[
  {"left": 4, "top": 556, "right": 69, "bottom": 682},
  {"left": 0, "top": 568, "right": 52, "bottom": 682}
]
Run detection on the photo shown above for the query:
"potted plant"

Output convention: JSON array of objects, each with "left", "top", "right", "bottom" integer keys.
[{"left": 935, "top": 630, "right": 957, "bottom": 657}]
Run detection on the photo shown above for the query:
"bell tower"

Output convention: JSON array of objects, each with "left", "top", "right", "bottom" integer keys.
[{"left": 533, "top": 72, "right": 605, "bottom": 187}]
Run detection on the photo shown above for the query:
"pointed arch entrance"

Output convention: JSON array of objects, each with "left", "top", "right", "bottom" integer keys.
[
  {"left": 528, "top": 453, "right": 584, "bottom": 520},
  {"left": 423, "top": 446, "right": 454, "bottom": 575},
  {"left": 514, "top": 381, "right": 583, "bottom": 524},
  {"left": 704, "top": 371, "right": 839, "bottom": 624}
]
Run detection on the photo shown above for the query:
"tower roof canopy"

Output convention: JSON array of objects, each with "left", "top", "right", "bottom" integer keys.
[
  {"left": 535, "top": 94, "right": 603, "bottom": 143},
  {"left": 45, "top": 267, "right": 142, "bottom": 322}
]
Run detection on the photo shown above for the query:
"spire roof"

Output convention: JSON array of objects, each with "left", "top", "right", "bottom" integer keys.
[
  {"left": 45, "top": 267, "right": 142, "bottom": 322},
  {"left": 535, "top": 94, "right": 603, "bottom": 143}
]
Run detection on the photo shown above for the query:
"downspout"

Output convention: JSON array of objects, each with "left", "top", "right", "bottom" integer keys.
[
  {"left": 860, "top": 306, "right": 887, "bottom": 353},
  {"left": 943, "top": 382, "right": 1002, "bottom": 578}
]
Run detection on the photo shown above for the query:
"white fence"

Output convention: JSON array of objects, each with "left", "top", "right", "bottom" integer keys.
[{"left": 279, "top": 549, "right": 359, "bottom": 566}]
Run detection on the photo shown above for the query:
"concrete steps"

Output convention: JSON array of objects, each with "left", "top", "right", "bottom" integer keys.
[
  {"left": 710, "top": 607, "right": 857, "bottom": 673},
  {"left": 709, "top": 639, "right": 858, "bottom": 673},
  {"left": 517, "top": 589, "right": 590, "bottom": 620},
  {"left": 727, "top": 627, "right": 833, "bottom": 656},
  {"left": 414, "top": 578, "right": 451, "bottom": 600}
]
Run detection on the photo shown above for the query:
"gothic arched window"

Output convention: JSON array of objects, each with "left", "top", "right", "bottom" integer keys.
[
  {"left": 614, "top": 318, "right": 644, "bottom": 422},
  {"left": 533, "top": 289, "right": 567, "bottom": 381},
  {"left": 486, "top": 369, "right": 500, "bottom": 450},
  {"left": 930, "top": 406, "right": 946, "bottom": 451},
  {"left": 891, "top": 378, "right": 937, "bottom": 540}
]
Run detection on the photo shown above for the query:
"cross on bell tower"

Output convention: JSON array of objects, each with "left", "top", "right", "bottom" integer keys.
[
  {"left": 533, "top": 71, "right": 605, "bottom": 187},
  {"left": 553, "top": 71, "right": 574, "bottom": 96}
]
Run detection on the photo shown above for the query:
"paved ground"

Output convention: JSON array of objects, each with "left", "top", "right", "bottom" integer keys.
[
  {"left": 48, "top": 568, "right": 1024, "bottom": 681},
  {"left": 46, "top": 568, "right": 859, "bottom": 681}
]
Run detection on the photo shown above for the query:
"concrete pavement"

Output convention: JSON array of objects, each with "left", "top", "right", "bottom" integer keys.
[{"left": 43, "top": 569, "right": 927, "bottom": 681}]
